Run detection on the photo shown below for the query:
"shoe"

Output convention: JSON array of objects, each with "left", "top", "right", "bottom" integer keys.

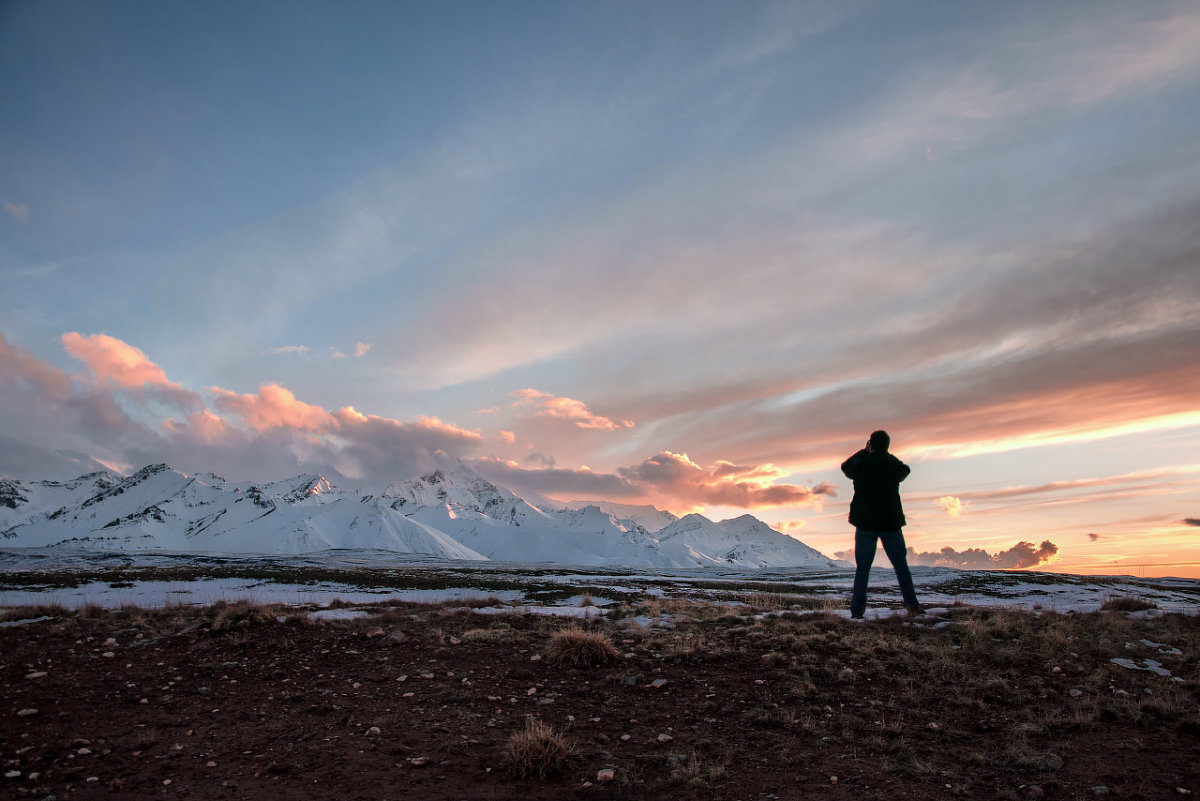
[
  {"left": 906, "top": 604, "right": 925, "bottom": 616},
  {"left": 850, "top": 613, "right": 864, "bottom": 620}
]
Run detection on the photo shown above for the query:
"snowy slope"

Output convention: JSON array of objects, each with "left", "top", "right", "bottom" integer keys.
[
  {"left": 0, "top": 465, "right": 486, "bottom": 559},
  {"left": 0, "top": 463, "right": 837, "bottom": 568},
  {"left": 559, "top": 499, "right": 679, "bottom": 533},
  {"left": 656, "top": 513, "right": 839, "bottom": 569}
]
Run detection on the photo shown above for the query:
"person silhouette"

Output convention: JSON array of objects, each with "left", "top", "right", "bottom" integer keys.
[{"left": 841, "top": 430, "right": 922, "bottom": 618}]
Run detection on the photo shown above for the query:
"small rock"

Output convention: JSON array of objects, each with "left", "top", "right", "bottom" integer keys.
[
  {"left": 620, "top": 734, "right": 631, "bottom": 741},
  {"left": 367, "top": 727, "right": 382, "bottom": 736},
  {"left": 529, "top": 654, "right": 542, "bottom": 662},
  {"left": 1070, "top": 689, "right": 1083, "bottom": 697},
  {"left": 1051, "top": 666, "right": 1061, "bottom": 674},
  {"left": 24, "top": 672, "right": 47, "bottom": 680},
  {"left": 526, "top": 687, "right": 538, "bottom": 696},
  {"left": 649, "top": 678, "right": 668, "bottom": 689},
  {"left": 104, "top": 637, "right": 117, "bottom": 646},
  {"left": 657, "top": 733, "right": 673, "bottom": 743},
  {"left": 597, "top": 768, "right": 616, "bottom": 782},
  {"left": 206, "top": 761, "right": 217, "bottom": 768},
  {"left": 385, "top": 630, "right": 408, "bottom": 644},
  {"left": 623, "top": 676, "right": 638, "bottom": 686},
  {"left": 365, "top": 627, "right": 385, "bottom": 638},
  {"left": 1091, "top": 787, "right": 1112, "bottom": 796},
  {"left": 830, "top": 776, "right": 838, "bottom": 785},
  {"left": 407, "top": 757, "right": 429, "bottom": 766},
  {"left": 15, "top": 709, "right": 38, "bottom": 718},
  {"left": 102, "top": 652, "right": 115, "bottom": 658},
  {"left": 419, "top": 673, "right": 435, "bottom": 680},
  {"left": 448, "top": 636, "right": 462, "bottom": 645},
  {"left": 4, "top": 771, "right": 20, "bottom": 779},
  {"left": 163, "top": 779, "right": 173, "bottom": 786},
  {"left": 754, "top": 679, "right": 764, "bottom": 685}
]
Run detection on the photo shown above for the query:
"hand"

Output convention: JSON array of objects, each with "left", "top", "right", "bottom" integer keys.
[{"left": 865, "top": 439, "right": 873, "bottom": 453}]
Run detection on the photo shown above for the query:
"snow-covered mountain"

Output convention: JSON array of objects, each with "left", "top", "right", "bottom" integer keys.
[{"left": 0, "top": 463, "right": 839, "bottom": 569}]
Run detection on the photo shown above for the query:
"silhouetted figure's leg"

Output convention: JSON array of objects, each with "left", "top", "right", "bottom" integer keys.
[
  {"left": 850, "top": 529, "right": 878, "bottom": 617},
  {"left": 879, "top": 530, "right": 920, "bottom": 610}
]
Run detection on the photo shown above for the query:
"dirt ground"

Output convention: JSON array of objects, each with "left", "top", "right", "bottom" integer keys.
[{"left": 2, "top": 601, "right": 1198, "bottom": 800}]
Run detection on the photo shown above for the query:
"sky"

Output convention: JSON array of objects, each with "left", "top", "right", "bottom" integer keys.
[{"left": 2, "top": 0, "right": 1199, "bottom": 577}]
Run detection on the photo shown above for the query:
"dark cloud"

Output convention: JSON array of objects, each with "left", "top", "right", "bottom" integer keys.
[
  {"left": 905, "top": 540, "right": 1059, "bottom": 569},
  {"left": 471, "top": 458, "right": 639, "bottom": 500},
  {"left": 525, "top": 452, "right": 557, "bottom": 468},
  {"left": 1087, "top": 532, "right": 1101, "bottom": 541},
  {"left": 1183, "top": 518, "right": 1200, "bottom": 527}
]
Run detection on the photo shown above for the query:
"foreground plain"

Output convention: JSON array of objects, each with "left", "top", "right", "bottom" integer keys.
[{"left": 2, "top": 596, "right": 1198, "bottom": 800}]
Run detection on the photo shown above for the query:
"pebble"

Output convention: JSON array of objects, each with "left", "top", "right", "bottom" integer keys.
[
  {"left": 657, "top": 733, "right": 673, "bottom": 743},
  {"left": 830, "top": 776, "right": 838, "bottom": 785},
  {"left": 620, "top": 734, "right": 631, "bottom": 741},
  {"left": 649, "top": 678, "right": 668, "bottom": 689},
  {"left": 102, "top": 652, "right": 115, "bottom": 658},
  {"left": 16, "top": 709, "right": 38, "bottom": 717},
  {"left": 526, "top": 687, "right": 538, "bottom": 696},
  {"left": 365, "top": 627, "right": 385, "bottom": 638},
  {"left": 367, "top": 727, "right": 382, "bottom": 736},
  {"left": 24, "top": 672, "right": 47, "bottom": 679},
  {"left": 206, "top": 761, "right": 217, "bottom": 768},
  {"left": 4, "top": 771, "right": 20, "bottom": 779},
  {"left": 597, "top": 768, "right": 615, "bottom": 782},
  {"left": 407, "top": 757, "right": 429, "bottom": 766},
  {"left": 1091, "top": 787, "right": 1112, "bottom": 796},
  {"left": 1070, "top": 689, "right": 1083, "bottom": 697}
]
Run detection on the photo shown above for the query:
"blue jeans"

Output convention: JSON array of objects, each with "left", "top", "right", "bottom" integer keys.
[{"left": 850, "top": 529, "right": 920, "bottom": 616}]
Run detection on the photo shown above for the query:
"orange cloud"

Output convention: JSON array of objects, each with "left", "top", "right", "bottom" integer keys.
[
  {"left": 62, "top": 332, "right": 175, "bottom": 389},
  {"left": 499, "top": 430, "right": 516, "bottom": 444},
  {"left": 619, "top": 451, "right": 838, "bottom": 510},
  {"left": 163, "top": 409, "right": 229, "bottom": 444},
  {"left": 511, "top": 389, "right": 634, "bottom": 431},
  {"left": 210, "top": 383, "right": 335, "bottom": 432},
  {"left": 937, "top": 496, "right": 965, "bottom": 517}
]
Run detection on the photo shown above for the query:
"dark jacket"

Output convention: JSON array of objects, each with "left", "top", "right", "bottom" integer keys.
[{"left": 841, "top": 449, "right": 910, "bottom": 531}]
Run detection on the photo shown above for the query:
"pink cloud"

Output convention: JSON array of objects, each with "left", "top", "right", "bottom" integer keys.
[
  {"left": 499, "top": 430, "right": 516, "bottom": 444},
  {"left": 511, "top": 389, "right": 634, "bottom": 431},
  {"left": 62, "top": 332, "right": 176, "bottom": 389},
  {"left": 618, "top": 451, "right": 837, "bottom": 509},
  {"left": 0, "top": 332, "right": 72, "bottom": 399},
  {"left": 354, "top": 342, "right": 372, "bottom": 358},
  {"left": 210, "top": 383, "right": 335, "bottom": 432}
]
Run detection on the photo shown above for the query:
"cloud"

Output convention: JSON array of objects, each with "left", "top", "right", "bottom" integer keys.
[
  {"left": 905, "top": 540, "right": 1060, "bottom": 569},
  {"left": 0, "top": 332, "right": 72, "bottom": 399},
  {"left": 354, "top": 342, "right": 372, "bottom": 358},
  {"left": 524, "top": 452, "right": 556, "bottom": 468},
  {"left": 1183, "top": 518, "right": 1200, "bottom": 527},
  {"left": 616, "top": 451, "right": 837, "bottom": 510},
  {"left": 331, "top": 350, "right": 347, "bottom": 359},
  {"left": 1087, "top": 532, "right": 1101, "bottom": 541},
  {"left": 62, "top": 332, "right": 175, "bottom": 389},
  {"left": 5, "top": 202, "right": 29, "bottom": 223},
  {"left": 511, "top": 389, "right": 634, "bottom": 431},
  {"left": 498, "top": 430, "right": 516, "bottom": 445},
  {"left": 936, "top": 496, "right": 966, "bottom": 517},
  {"left": 267, "top": 345, "right": 310, "bottom": 356},
  {"left": 774, "top": 519, "right": 807, "bottom": 532},
  {"left": 210, "top": 383, "right": 335, "bottom": 432}
]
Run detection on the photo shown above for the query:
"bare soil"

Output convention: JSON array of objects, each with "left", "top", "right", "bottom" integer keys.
[{"left": 2, "top": 601, "right": 1198, "bottom": 800}]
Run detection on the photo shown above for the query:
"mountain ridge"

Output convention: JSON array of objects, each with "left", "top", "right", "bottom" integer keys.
[{"left": 0, "top": 463, "right": 840, "bottom": 569}]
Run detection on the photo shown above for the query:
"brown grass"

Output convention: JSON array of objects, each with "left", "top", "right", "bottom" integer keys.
[
  {"left": 503, "top": 718, "right": 577, "bottom": 780},
  {"left": 1100, "top": 596, "right": 1158, "bottom": 612},
  {"left": 545, "top": 627, "right": 621, "bottom": 667}
]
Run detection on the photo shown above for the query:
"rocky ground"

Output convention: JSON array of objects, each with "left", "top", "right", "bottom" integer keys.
[{"left": 2, "top": 599, "right": 1198, "bottom": 800}]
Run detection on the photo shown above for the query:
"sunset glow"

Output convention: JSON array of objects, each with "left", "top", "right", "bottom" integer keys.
[{"left": 2, "top": 1, "right": 1198, "bottom": 576}]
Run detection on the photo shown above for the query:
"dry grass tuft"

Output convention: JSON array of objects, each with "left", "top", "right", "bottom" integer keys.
[
  {"left": 1100, "top": 596, "right": 1158, "bottom": 612},
  {"left": 503, "top": 717, "right": 577, "bottom": 779},
  {"left": 209, "top": 600, "right": 278, "bottom": 631},
  {"left": 545, "top": 627, "right": 621, "bottom": 667}
]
